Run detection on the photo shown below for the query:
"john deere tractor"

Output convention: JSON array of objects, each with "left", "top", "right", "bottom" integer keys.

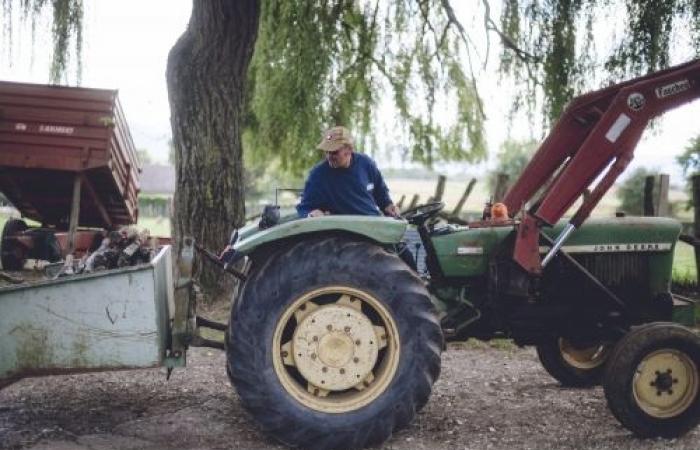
[{"left": 222, "top": 60, "right": 700, "bottom": 449}]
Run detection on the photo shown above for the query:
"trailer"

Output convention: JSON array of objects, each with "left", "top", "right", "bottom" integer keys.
[
  {"left": 0, "top": 239, "right": 205, "bottom": 389},
  {"left": 0, "top": 81, "right": 141, "bottom": 269}
]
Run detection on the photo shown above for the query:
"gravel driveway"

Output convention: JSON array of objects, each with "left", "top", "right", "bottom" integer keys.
[{"left": 1, "top": 342, "right": 698, "bottom": 450}]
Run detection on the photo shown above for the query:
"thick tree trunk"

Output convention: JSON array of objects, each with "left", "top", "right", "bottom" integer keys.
[{"left": 166, "top": 1, "right": 259, "bottom": 296}]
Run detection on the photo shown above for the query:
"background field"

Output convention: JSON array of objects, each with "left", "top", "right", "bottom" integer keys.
[{"left": 1, "top": 176, "right": 697, "bottom": 283}]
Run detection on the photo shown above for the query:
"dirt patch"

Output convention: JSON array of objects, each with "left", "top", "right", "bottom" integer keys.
[{"left": 1, "top": 343, "right": 698, "bottom": 450}]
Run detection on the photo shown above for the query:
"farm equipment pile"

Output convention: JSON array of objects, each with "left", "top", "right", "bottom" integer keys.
[{"left": 0, "top": 82, "right": 212, "bottom": 392}]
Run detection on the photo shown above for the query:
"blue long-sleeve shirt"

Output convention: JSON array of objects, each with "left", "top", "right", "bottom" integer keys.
[{"left": 296, "top": 152, "right": 393, "bottom": 217}]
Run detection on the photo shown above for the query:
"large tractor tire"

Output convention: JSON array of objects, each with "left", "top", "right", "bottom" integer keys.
[
  {"left": 227, "top": 236, "right": 443, "bottom": 450},
  {"left": 1, "top": 219, "right": 28, "bottom": 270},
  {"left": 604, "top": 322, "right": 700, "bottom": 438},
  {"left": 536, "top": 336, "right": 612, "bottom": 387}
]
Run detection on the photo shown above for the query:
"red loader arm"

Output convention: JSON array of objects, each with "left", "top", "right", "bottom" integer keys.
[{"left": 501, "top": 59, "right": 700, "bottom": 274}]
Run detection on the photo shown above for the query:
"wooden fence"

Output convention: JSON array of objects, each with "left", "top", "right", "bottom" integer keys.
[{"left": 399, "top": 172, "right": 700, "bottom": 281}]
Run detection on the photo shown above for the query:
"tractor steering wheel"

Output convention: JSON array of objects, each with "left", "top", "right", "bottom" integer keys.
[{"left": 401, "top": 201, "right": 445, "bottom": 226}]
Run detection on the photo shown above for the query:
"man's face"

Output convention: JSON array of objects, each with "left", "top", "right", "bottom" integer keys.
[{"left": 325, "top": 145, "right": 353, "bottom": 168}]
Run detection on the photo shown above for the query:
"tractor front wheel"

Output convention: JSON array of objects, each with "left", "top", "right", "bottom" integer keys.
[
  {"left": 536, "top": 336, "right": 611, "bottom": 387},
  {"left": 603, "top": 322, "right": 700, "bottom": 438},
  {"left": 227, "top": 237, "right": 443, "bottom": 450}
]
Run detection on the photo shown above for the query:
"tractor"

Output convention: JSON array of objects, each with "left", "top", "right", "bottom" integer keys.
[{"left": 220, "top": 59, "right": 700, "bottom": 449}]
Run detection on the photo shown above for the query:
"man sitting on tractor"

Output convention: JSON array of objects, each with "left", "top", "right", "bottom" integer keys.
[{"left": 296, "top": 126, "right": 400, "bottom": 219}]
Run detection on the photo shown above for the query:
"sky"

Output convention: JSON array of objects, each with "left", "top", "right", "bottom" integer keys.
[{"left": 1, "top": 1, "right": 699, "bottom": 183}]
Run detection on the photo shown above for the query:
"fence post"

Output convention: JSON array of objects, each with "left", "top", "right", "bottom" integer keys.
[
  {"left": 406, "top": 194, "right": 420, "bottom": 211},
  {"left": 643, "top": 175, "right": 655, "bottom": 216},
  {"left": 452, "top": 178, "right": 476, "bottom": 217},
  {"left": 432, "top": 175, "right": 446, "bottom": 202},
  {"left": 655, "top": 174, "right": 670, "bottom": 217},
  {"left": 493, "top": 173, "right": 509, "bottom": 202},
  {"left": 693, "top": 175, "right": 700, "bottom": 280},
  {"left": 396, "top": 194, "right": 406, "bottom": 209}
]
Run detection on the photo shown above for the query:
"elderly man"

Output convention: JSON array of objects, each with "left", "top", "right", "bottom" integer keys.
[{"left": 296, "top": 126, "right": 400, "bottom": 218}]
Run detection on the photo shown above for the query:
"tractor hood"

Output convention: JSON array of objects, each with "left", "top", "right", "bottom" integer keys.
[
  {"left": 432, "top": 216, "right": 682, "bottom": 278},
  {"left": 233, "top": 215, "right": 408, "bottom": 255}
]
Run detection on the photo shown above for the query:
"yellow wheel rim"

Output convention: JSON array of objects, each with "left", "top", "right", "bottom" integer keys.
[
  {"left": 633, "top": 349, "right": 699, "bottom": 418},
  {"left": 559, "top": 338, "right": 609, "bottom": 370},
  {"left": 272, "top": 286, "right": 400, "bottom": 413}
]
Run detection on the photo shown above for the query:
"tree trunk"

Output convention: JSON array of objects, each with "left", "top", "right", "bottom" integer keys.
[{"left": 166, "top": 1, "right": 260, "bottom": 296}]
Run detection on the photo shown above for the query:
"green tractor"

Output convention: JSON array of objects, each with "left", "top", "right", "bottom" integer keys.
[
  {"left": 224, "top": 209, "right": 697, "bottom": 449},
  {"left": 222, "top": 60, "right": 700, "bottom": 449}
]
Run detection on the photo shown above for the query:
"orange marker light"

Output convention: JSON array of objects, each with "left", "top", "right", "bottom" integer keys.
[{"left": 491, "top": 202, "right": 508, "bottom": 221}]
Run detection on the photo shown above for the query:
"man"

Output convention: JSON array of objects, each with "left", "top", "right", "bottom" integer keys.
[{"left": 296, "top": 126, "right": 400, "bottom": 218}]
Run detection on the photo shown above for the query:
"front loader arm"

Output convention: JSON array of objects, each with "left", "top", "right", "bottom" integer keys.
[{"left": 502, "top": 59, "right": 700, "bottom": 274}]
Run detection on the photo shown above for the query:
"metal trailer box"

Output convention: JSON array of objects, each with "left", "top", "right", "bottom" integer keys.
[
  {"left": 0, "top": 80, "right": 140, "bottom": 228},
  {"left": 0, "top": 245, "right": 175, "bottom": 388}
]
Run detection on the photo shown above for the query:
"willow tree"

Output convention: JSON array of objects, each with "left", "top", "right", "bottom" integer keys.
[{"left": 3, "top": 0, "right": 700, "bottom": 293}]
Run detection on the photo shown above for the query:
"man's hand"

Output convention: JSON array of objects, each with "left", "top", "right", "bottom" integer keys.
[
  {"left": 308, "top": 209, "right": 328, "bottom": 217},
  {"left": 383, "top": 204, "right": 400, "bottom": 218}
]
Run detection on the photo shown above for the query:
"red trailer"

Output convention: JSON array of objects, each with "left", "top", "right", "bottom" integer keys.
[{"left": 0, "top": 81, "right": 141, "bottom": 269}]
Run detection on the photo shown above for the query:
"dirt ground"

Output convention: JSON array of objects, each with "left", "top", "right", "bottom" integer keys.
[{"left": 1, "top": 341, "right": 699, "bottom": 450}]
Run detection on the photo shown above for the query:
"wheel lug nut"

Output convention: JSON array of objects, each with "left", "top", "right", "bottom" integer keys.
[
  {"left": 673, "top": 378, "right": 679, "bottom": 384},
  {"left": 344, "top": 326, "right": 351, "bottom": 332},
  {"left": 327, "top": 325, "right": 333, "bottom": 331},
  {"left": 657, "top": 391, "right": 662, "bottom": 396},
  {"left": 313, "top": 336, "right": 318, "bottom": 342},
  {"left": 667, "top": 369, "right": 673, "bottom": 374},
  {"left": 353, "top": 357, "right": 359, "bottom": 363},
  {"left": 340, "top": 368, "right": 346, "bottom": 374},
  {"left": 355, "top": 340, "right": 361, "bottom": 345},
  {"left": 311, "top": 353, "right": 317, "bottom": 360},
  {"left": 650, "top": 381, "right": 656, "bottom": 386},
  {"left": 655, "top": 370, "right": 661, "bottom": 375},
  {"left": 322, "top": 367, "right": 328, "bottom": 373}
]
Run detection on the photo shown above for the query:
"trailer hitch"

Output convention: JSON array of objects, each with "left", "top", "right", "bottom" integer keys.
[
  {"left": 190, "top": 316, "right": 227, "bottom": 350},
  {"left": 194, "top": 242, "right": 247, "bottom": 282}
]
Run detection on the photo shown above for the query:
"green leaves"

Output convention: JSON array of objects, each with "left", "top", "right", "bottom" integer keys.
[
  {"left": 244, "top": 0, "right": 487, "bottom": 177},
  {"left": 499, "top": 0, "right": 700, "bottom": 126},
  {"left": 1, "top": 0, "right": 83, "bottom": 84}
]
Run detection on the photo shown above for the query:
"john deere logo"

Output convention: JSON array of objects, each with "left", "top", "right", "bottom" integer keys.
[{"left": 627, "top": 92, "right": 645, "bottom": 111}]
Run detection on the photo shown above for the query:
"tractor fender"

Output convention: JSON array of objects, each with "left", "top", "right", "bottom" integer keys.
[{"left": 232, "top": 215, "right": 408, "bottom": 256}]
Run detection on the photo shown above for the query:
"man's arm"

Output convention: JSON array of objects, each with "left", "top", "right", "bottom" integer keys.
[{"left": 296, "top": 173, "right": 326, "bottom": 217}]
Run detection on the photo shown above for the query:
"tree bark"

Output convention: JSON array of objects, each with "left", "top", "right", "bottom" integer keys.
[{"left": 166, "top": 0, "right": 260, "bottom": 296}]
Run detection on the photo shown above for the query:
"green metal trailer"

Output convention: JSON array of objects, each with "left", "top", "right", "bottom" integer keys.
[{"left": 0, "top": 241, "right": 197, "bottom": 389}]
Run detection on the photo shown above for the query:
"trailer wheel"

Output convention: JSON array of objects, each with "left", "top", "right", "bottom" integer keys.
[
  {"left": 536, "top": 337, "right": 611, "bottom": 387},
  {"left": 604, "top": 322, "right": 700, "bottom": 438},
  {"left": 227, "top": 237, "right": 443, "bottom": 450},
  {"left": 1, "top": 219, "right": 28, "bottom": 270}
]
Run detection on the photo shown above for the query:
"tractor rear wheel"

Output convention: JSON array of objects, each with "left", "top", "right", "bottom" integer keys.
[
  {"left": 227, "top": 236, "right": 443, "bottom": 450},
  {"left": 1, "top": 219, "right": 28, "bottom": 270},
  {"left": 536, "top": 336, "right": 611, "bottom": 387},
  {"left": 603, "top": 322, "right": 700, "bottom": 438}
]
